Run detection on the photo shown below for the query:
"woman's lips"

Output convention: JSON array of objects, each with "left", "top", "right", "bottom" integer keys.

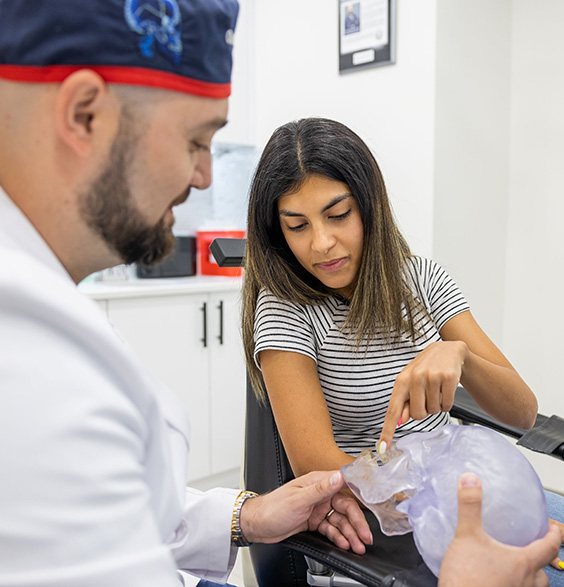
[{"left": 315, "top": 257, "right": 348, "bottom": 272}]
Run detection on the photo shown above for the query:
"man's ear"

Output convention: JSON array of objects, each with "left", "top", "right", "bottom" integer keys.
[{"left": 54, "top": 70, "right": 117, "bottom": 157}]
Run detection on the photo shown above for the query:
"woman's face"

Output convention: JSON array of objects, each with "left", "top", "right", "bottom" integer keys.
[{"left": 277, "top": 174, "right": 364, "bottom": 298}]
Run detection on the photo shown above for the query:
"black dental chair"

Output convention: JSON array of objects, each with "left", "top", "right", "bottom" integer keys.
[{"left": 211, "top": 238, "right": 564, "bottom": 587}]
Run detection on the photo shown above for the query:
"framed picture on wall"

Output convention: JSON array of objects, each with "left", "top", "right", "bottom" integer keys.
[{"left": 339, "top": 0, "right": 396, "bottom": 73}]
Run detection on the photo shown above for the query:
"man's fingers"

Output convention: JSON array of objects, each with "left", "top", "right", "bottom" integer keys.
[
  {"left": 547, "top": 518, "right": 564, "bottom": 544},
  {"left": 332, "top": 493, "right": 373, "bottom": 545},
  {"left": 532, "top": 570, "right": 550, "bottom": 587},
  {"left": 530, "top": 524, "right": 562, "bottom": 570},
  {"left": 318, "top": 519, "right": 352, "bottom": 551},
  {"left": 322, "top": 512, "right": 367, "bottom": 555},
  {"left": 289, "top": 470, "right": 344, "bottom": 530},
  {"left": 300, "top": 470, "right": 344, "bottom": 505},
  {"left": 311, "top": 492, "right": 373, "bottom": 552},
  {"left": 454, "top": 472, "right": 483, "bottom": 537}
]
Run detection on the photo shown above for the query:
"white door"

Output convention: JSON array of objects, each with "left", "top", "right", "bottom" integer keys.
[{"left": 107, "top": 294, "right": 211, "bottom": 481}]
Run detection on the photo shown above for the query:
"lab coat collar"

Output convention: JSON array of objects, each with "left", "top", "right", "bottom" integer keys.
[{"left": 0, "top": 186, "right": 72, "bottom": 282}]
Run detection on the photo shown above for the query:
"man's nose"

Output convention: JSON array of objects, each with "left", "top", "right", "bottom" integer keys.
[{"left": 191, "top": 152, "right": 213, "bottom": 190}]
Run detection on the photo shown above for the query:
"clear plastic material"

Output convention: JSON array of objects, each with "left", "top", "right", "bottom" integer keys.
[{"left": 341, "top": 424, "right": 548, "bottom": 577}]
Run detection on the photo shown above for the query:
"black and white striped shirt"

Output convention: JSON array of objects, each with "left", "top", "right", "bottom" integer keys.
[{"left": 254, "top": 257, "right": 470, "bottom": 456}]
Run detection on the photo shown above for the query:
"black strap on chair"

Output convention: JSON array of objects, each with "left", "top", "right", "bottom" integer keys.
[
  {"left": 517, "top": 416, "right": 564, "bottom": 457},
  {"left": 451, "top": 388, "right": 564, "bottom": 459}
]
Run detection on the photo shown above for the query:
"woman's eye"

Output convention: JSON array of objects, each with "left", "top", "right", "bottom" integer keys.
[
  {"left": 329, "top": 209, "right": 352, "bottom": 221},
  {"left": 286, "top": 223, "right": 307, "bottom": 232}
]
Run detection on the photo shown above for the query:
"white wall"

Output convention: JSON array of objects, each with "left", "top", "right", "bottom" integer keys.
[
  {"left": 505, "top": 0, "right": 564, "bottom": 416},
  {"left": 228, "top": 0, "right": 438, "bottom": 256},
  {"left": 214, "top": 0, "right": 256, "bottom": 146},
  {"left": 432, "top": 0, "right": 512, "bottom": 344},
  {"left": 503, "top": 1, "right": 564, "bottom": 489}
]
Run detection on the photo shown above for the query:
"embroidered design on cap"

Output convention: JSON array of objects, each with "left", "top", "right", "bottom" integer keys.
[{"left": 124, "top": 0, "right": 183, "bottom": 65}]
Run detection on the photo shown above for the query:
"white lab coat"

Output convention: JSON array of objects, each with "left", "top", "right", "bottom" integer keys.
[{"left": 0, "top": 188, "right": 239, "bottom": 587}]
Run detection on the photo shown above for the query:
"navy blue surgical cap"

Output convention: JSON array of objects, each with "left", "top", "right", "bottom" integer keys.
[{"left": 0, "top": 0, "right": 239, "bottom": 98}]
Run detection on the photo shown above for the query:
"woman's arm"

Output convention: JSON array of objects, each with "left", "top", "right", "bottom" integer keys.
[
  {"left": 379, "top": 310, "right": 537, "bottom": 450},
  {"left": 441, "top": 310, "right": 537, "bottom": 429},
  {"left": 259, "top": 348, "right": 354, "bottom": 476}
]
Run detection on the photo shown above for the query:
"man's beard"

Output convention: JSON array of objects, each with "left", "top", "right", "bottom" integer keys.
[{"left": 79, "top": 117, "right": 175, "bottom": 267}]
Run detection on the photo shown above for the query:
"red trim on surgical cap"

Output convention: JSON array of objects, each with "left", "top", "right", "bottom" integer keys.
[{"left": 0, "top": 64, "right": 231, "bottom": 98}]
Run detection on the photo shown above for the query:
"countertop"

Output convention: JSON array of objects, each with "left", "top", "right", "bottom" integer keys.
[{"left": 79, "top": 275, "right": 243, "bottom": 300}]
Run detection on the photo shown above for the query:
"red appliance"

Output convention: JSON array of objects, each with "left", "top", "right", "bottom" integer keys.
[{"left": 197, "top": 230, "right": 245, "bottom": 276}]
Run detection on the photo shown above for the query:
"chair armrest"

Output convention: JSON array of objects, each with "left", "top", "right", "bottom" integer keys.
[
  {"left": 451, "top": 387, "right": 564, "bottom": 460},
  {"left": 282, "top": 512, "right": 436, "bottom": 587}
]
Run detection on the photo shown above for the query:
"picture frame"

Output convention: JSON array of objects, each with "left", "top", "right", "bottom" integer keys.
[{"left": 339, "top": 0, "right": 396, "bottom": 73}]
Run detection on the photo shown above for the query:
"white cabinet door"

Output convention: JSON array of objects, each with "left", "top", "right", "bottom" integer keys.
[
  {"left": 107, "top": 294, "right": 211, "bottom": 481},
  {"left": 208, "top": 291, "right": 246, "bottom": 475}
]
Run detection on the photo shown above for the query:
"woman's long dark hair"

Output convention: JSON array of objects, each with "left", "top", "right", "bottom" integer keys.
[{"left": 242, "top": 118, "right": 419, "bottom": 401}]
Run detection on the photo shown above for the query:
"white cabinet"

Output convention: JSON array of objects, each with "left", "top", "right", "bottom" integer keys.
[
  {"left": 208, "top": 292, "right": 246, "bottom": 474},
  {"left": 95, "top": 299, "right": 108, "bottom": 313},
  {"left": 85, "top": 279, "right": 245, "bottom": 484}
]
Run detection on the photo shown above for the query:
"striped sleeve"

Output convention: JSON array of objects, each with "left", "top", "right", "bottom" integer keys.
[
  {"left": 253, "top": 289, "right": 317, "bottom": 369},
  {"left": 413, "top": 257, "right": 470, "bottom": 331}
]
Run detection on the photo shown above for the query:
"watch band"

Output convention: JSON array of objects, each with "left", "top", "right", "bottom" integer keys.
[{"left": 231, "top": 489, "right": 258, "bottom": 547}]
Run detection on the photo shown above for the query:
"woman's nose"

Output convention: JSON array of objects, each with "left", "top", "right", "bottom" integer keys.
[{"left": 311, "top": 227, "right": 336, "bottom": 254}]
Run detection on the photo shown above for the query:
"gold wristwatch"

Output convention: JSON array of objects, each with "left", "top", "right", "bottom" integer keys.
[{"left": 231, "top": 490, "right": 258, "bottom": 547}]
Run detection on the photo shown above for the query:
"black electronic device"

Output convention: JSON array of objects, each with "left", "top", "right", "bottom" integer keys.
[
  {"left": 209, "top": 237, "right": 246, "bottom": 268},
  {"left": 136, "top": 235, "right": 196, "bottom": 278}
]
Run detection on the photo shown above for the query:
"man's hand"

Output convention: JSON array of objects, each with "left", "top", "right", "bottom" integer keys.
[
  {"left": 439, "top": 473, "right": 561, "bottom": 587},
  {"left": 239, "top": 471, "right": 373, "bottom": 554},
  {"left": 548, "top": 517, "right": 564, "bottom": 569}
]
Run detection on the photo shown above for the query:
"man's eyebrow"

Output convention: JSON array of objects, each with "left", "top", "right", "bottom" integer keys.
[{"left": 279, "top": 193, "right": 352, "bottom": 217}]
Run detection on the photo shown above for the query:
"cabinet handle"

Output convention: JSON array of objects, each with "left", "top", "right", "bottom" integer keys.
[
  {"left": 200, "top": 302, "right": 207, "bottom": 347},
  {"left": 217, "top": 300, "right": 224, "bottom": 345}
]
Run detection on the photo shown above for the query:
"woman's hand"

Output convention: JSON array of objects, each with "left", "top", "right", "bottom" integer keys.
[{"left": 378, "top": 341, "right": 468, "bottom": 452}]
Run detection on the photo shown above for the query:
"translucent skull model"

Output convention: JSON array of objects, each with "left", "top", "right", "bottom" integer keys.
[{"left": 342, "top": 424, "right": 548, "bottom": 577}]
